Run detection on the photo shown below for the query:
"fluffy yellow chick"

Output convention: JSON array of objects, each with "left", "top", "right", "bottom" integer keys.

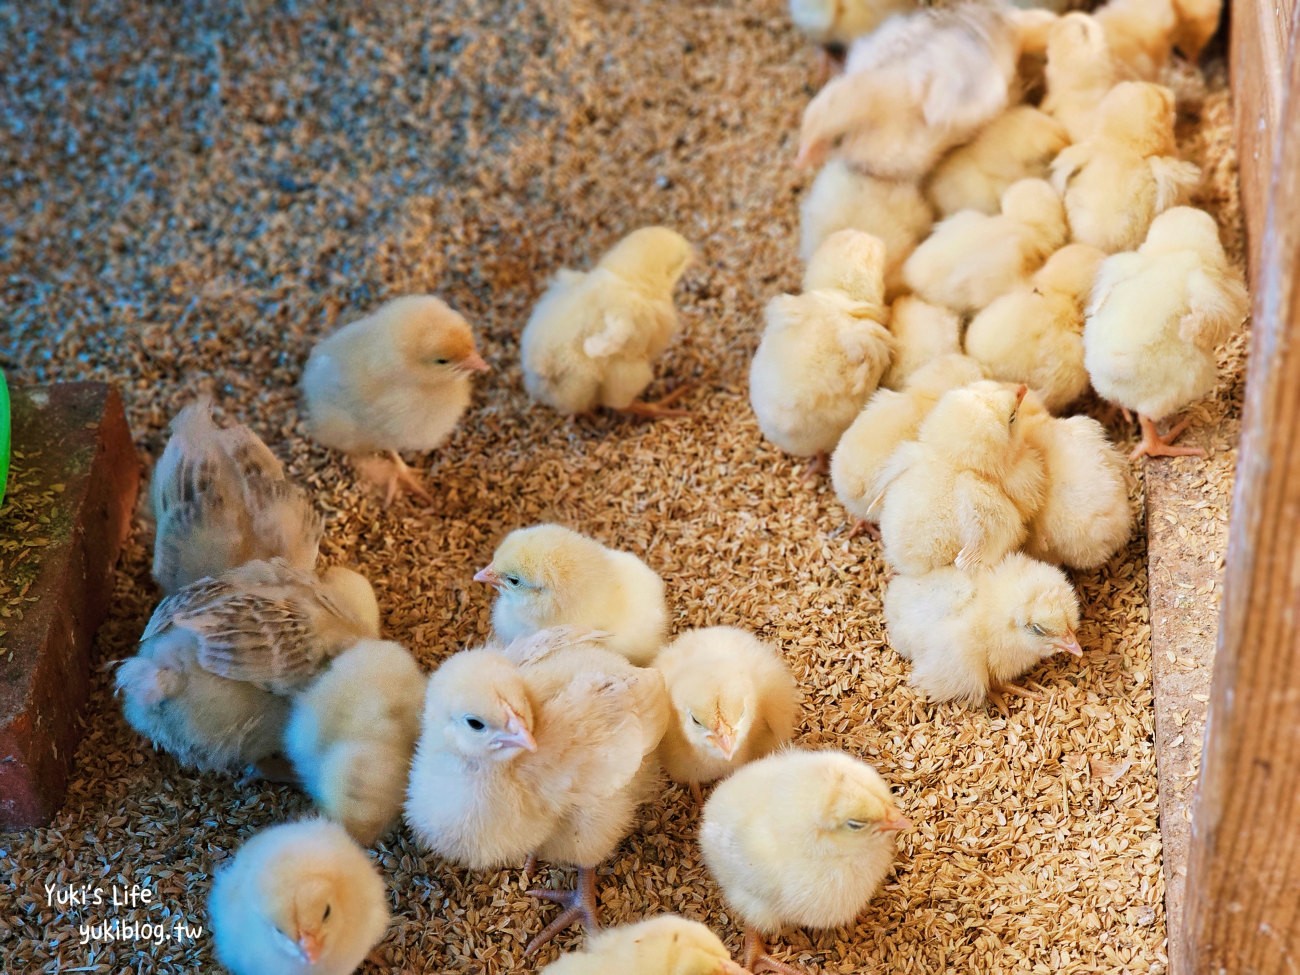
[
  {"left": 926, "top": 106, "right": 1070, "bottom": 218},
  {"left": 798, "top": 160, "right": 934, "bottom": 295},
  {"left": 964, "top": 243, "right": 1107, "bottom": 412},
  {"left": 831, "top": 354, "right": 986, "bottom": 533},
  {"left": 116, "top": 558, "right": 380, "bottom": 775},
  {"left": 750, "top": 231, "right": 894, "bottom": 477},
  {"left": 796, "top": 4, "right": 1021, "bottom": 180},
  {"left": 700, "top": 749, "right": 909, "bottom": 975},
  {"left": 880, "top": 296, "right": 962, "bottom": 389},
  {"left": 1021, "top": 414, "right": 1133, "bottom": 568},
  {"left": 1084, "top": 206, "right": 1249, "bottom": 458},
  {"left": 151, "top": 397, "right": 322, "bottom": 595},
  {"left": 285, "top": 640, "right": 426, "bottom": 845},
  {"left": 1094, "top": 0, "right": 1177, "bottom": 80},
  {"left": 521, "top": 226, "right": 695, "bottom": 418},
  {"left": 884, "top": 551, "right": 1083, "bottom": 707},
  {"left": 405, "top": 629, "right": 669, "bottom": 954},
  {"left": 301, "top": 294, "right": 489, "bottom": 504},
  {"left": 475, "top": 523, "right": 669, "bottom": 666},
  {"left": 1050, "top": 81, "right": 1200, "bottom": 254},
  {"left": 654, "top": 628, "right": 798, "bottom": 802},
  {"left": 209, "top": 818, "right": 390, "bottom": 975},
  {"left": 902, "top": 178, "right": 1068, "bottom": 315},
  {"left": 876, "top": 382, "right": 1047, "bottom": 574},
  {"left": 1170, "top": 0, "right": 1223, "bottom": 62},
  {"left": 540, "top": 915, "right": 752, "bottom": 975},
  {"left": 1041, "top": 12, "right": 1120, "bottom": 143}
]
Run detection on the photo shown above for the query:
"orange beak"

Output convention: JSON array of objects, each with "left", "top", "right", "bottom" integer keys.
[
  {"left": 878, "top": 808, "right": 912, "bottom": 833},
  {"left": 494, "top": 705, "right": 537, "bottom": 753},
  {"left": 474, "top": 566, "right": 503, "bottom": 589},
  {"left": 460, "top": 351, "right": 490, "bottom": 373},
  {"left": 1014, "top": 383, "right": 1029, "bottom": 406},
  {"left": 795, "top": 138, "right": 826, "bottom": 170},
  {"left": 1054, "top": 629, "right": 1084, "bottom": 658},
  {"left": 297, "top": 930, "right": 323, "bottom": 965},
  {"left": 709, "top": 724, "right": 737, "bottom": 761}
]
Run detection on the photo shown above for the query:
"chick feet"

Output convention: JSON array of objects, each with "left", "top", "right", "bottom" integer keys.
[
  {"left": 1130, "top": 414, "right": 1203, "bottom": 461},
  {"left": 617, "top": 383, "right": 694, "bottom": 419},
  {"left": 846, "top": 518, "right": 880, "bottom": 541},
  {"left": 353, "top": 451, "right": 433, "bottom": 505},
  {"left": 524, "top": 866, "right": 600, "bottom": 956},
  {"left": 801, "top": 452, "right": 829, "bottom": 482},
  {"left": 988, "top": 681, "right": 1043, "bottom": 717},
  {"left": 743, "top": 928, "right": 806, "bottom": 975}
]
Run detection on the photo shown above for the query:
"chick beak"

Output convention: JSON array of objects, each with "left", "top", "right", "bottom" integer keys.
[
  {"left": 1014, "top": 383, "right": 1029, "bottom": 406},
  {"left": 297, "top": 930, "right": 323, "bottom": 965},
  {"left": 709, "top": 724, "right": 737, "bottom": 761},
  {"left": 496, "top": 705, "right": 538, "bottom": 753},
  {"left": 878, "top": 808, "right": 913, "bottom": 833},
  {"left": 1054, "top": 629, "right": 1084, "bottom": 658},
  {"left": 473, "top": 566, "right": 503, "bottom": 589},
  {"left": 460, "top": 351, "right": 490, "bottom": 373}
]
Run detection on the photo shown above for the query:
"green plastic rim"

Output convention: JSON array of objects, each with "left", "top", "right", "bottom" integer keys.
[{"left": 0, "top": 369, "right": 9, "bottom": 509}]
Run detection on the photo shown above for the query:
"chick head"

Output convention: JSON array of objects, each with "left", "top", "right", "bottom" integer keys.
[
  {"left": 999, "top": 178, "right": 1065, "bottom": 234},
  {"left": 806, "top": 751, "right": 910, "bottom": 852},
  {"left": 802, "top": 229, "right": 887, "bottom": 307},
  {"left": 1045, "top": 12, "right": 1109, "bottom": 78},
  {"left": 1032, "top": 243, "right": 1106, "bottom": 301},
  {"left": 258, "top": 871, "right": 341, "bottom": 966},
  {"left": 989, "top": 553, "right": 1083, "bottom": 659},
  {"left": 1140, "top": 206, "right": 1224, "bottom": 263},
  {"left": 1092, "top": 81, "right": 1176, "bottom": 153},
  {"left": 321, "top": 565, "right": 382, "bottom": 636},
  {"left": 670, "top": 667, "right": 757, "bottom": 765},
  {"left": 474, "top": 523, "right": 607, "bottom": 628},
  {"left": 919, "top": 380, "right": 1033, "bottom": 467},
  {"left": 382, "top": 294, "right": 489, "bottom": 382},
  {"left": 598, "top": 226, "right": 694, "bottom": 289},
  {"left": 426, "top": 650, "right": 538, "bottom": 760}
]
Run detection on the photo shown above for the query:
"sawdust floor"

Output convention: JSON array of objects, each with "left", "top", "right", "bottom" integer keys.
[{"left": 0, "top": 1, "right": 1244, "bottom": 972}]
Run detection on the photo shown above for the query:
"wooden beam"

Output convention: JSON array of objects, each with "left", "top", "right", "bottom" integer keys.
[{"left": 1180, "top": 2, "right": 1300, "bottom": 970}]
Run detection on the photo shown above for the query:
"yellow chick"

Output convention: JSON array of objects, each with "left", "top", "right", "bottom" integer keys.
[
  {"left": 1021, "top": 414, "right": 1133, "bottom": 568},
  {"left": 799, "top": 160, "right": 934, "bottom": 296},
  {"left": 654, "top": 627, "right": 798, "bottom": 803},
  {"left": 1170, "top": 0, "right": 1223, "bottom": 62},
  {"left": 1084, "top": 206, "right": 1249, "bottom": 458},
  {"left": 875, "top": 382, "right": 1047, "bottom": 574},
  {"left": 209, "top": 818, "right": 390, "bottom": 975},
  {"left": 284, "top": 640, "right": 427, "bottom": 845},
  {"left": 151, "top": 397, "right": 322, "bottom": 596},
  {"left": 540, "top": 914, "right": 752, "bottom": 975},
  {"left": 964, "top": 242, "right": 1108, "bottom": 412},
  {"left": 301, "top": 294, "right": 489, "bottom": 504},
  {"left": 521, "top": 226, "right": 695, "bottom": 418},
  {"left": 1041, "top": 12, "right": 1120, "bottom": 143},
  {"left": 475, "top": 523, "right": 669, "bottom": 666},
  {"left": 1050, "top": 81, "right": 1200, "bottom": 254},
  {"left": 880, "top": 296, "right": 962, "bottom": 390},
  {"left": 789, "top": 0, "right": 918, "bottom": 76},
  {"left": 926, "top": 106, "right": 1071, "bottom": 218},
  {"left": 1094, "top": 0, "right": 1177, "bottom": 80},
  {"left": 884, "top": 551, "right": 1083, "bottom": 707},
  {"left": 831, "top": 354, "right": 986, "bottom": 534},
  {"left": 116, "top": 559, "right": 380, "bottom": 775},
  {"left": 700, "top": 749, "right": 910, "bottom": 975},
  {"left": 750, "top": 230, "right": 894, "bottom": 477},
  {"left": 405, "top": 629, "right": 669, "bottom": 954},
  {"left": 902, "top": 179, "right": 1068, "bottom": 315}
]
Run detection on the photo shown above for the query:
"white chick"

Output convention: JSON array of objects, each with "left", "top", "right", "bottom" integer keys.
[
  {"left": 1021, "top": 414, "right": 1133, "bottom": 568},
  {"left": 301, "top": 294, "right": 489, "bottom": 504},
  {"left": 789, "top": 0, "right": 918, "bottom": 78},
  {"left": 902, "top": 179, "right": 1069, "bottom": 315},
  {"left": 405, "top": 628, "right": 669, "bottom": 954},
  {"left": 798, "top": 160, "right": 934, "bottom": 296},
  {"left": 116, "top": 559, "right": 380, "bottom": 775},
  {"left": 926, "top": 107, "right": 1070, "bottom": 218},
  {"left": 1084, "top": 206, "right": 1249, "bottom": 458},
  {"left": 540, "top": 915, "right": 752, "bottom": 975},
  {"left": 151, "top": 397, "right": 322, "bottom": 595},
  {"left": 700, "top": 749, "right": 909, "bottom": 975},
  {"left": 1041, "top": 12, "right": 1120, "bottom": 143},
  {"left": 520, "top": 226, "right": 695, "bottom": 418},
  {"left": 875, "top": 382, "right": 1047, "bottom": 574},
  {"left": 964, "top": 243, "right": 1107, "bottom": 412},
  {"left": 831, "top": 354, "right": 987, "bottom": 534},
  {"left": 474, "top": 523, "right": 668, "bottom": 665},
  {"left": 654, "top": 627, "right": 798, "bottom": 802},
  {"left": 209, "top": 818, "right": 389, "bottom": 975},
  {"left": 884, "top": 551, "right": 1083, "bottom": 707},
  {"left": 1050, "top": 81, "right": 1200, "bottom": 254},
  {"left": 285, "top": 640, "right": 427, "bottom": 845},
  {"left": 880, "top": 296, "right": 962, "bottom": 390},
  {"left": 750, "top": 230, "right": 894, "bottom": 477},
  {"left": 1094, "top": 0, "right": 1177, "bottom": 80}
]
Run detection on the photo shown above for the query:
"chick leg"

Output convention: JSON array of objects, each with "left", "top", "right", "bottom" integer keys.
[
  {"left": 521, "top": 853, "right": 538, "bottom": 883},
  {"left": 846, "top": 519, "right": 880, "bottom": 541},
  {"left": 617, "top": 383, "right": 695, "bottom": 419},
  {"left": 524, "top": 866, "right": 600, "bottom": 956},
  {"left": 1130, "top": 414, "right": 1204, "bottom": 461},
  {"left": 987, "top": 681, "right": 1043, "bottom": 717},
  {"left": 352, "top": 451, "right": 433, "bottom": 504},
  {"left": 743, "top": 928, "right": 805, "bottom": 975},
  {"left": 690, "top": 781, "right": 705, "bottom": 805},
  {"left": 801, "top": 452, "right": 829, "bottom": 482}
]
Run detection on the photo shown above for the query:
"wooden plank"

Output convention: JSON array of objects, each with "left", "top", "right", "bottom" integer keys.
[{"left": 1180, "top": 1, "right": 1300, "bottom": 969}]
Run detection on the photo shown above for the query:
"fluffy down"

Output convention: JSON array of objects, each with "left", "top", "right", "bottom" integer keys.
[
  {"left": 789, "top": 0, "right": 917, "bottom": 50},
  {"left": 539, "top": 915, "right": 750, "bottom": 975},
  {"left": 881, "top": 296, "right": 963, "bottom": 390},
  {"left": 1041, "top": 12, "right": 1119, "bottom": 142},
  {"left": 1094, "top": 0, "right": 1177, "bottom": 80}
]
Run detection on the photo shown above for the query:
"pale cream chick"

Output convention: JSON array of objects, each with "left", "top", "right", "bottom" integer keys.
[
  {"left": 116, "top": 558, "right": 380, "bottom": 776},
  {"left": 540, "top": 915, "right": 752, "bottom": 975},
  {"left": 521, "top": 226, "right": 694, "bottom": 417},
  {"left": 1084, "top": 206, "right": 1249, "bottom": 458},
  {"left": 875, "top": 382, "right": 1047, "bottom": 574},
  {"left": 798, "top": 160, "right": 934, "bottom": 295},
  {"left": 884, "top": 551, "right": 1083, "bottom": 707},
  {"left": 285, "top": 640, "right": 427, "bottom": 845},
  {"left": 1050, "top": 81, "right": 1200, "bottom": 254},
  {"left": 700, "top": 749, "right": 909, "bottom": 975},
  {"left": 1094, "top": 0, "right": 1177, "bottom": 80},
  {"left": 926, "top": 106, "right": 1070, "bottom": 218},
  {"left": 880, "top": 296, "right": 962, "bottom": 390},
  {"left": 789, "top": 0, "right": 918, "bottom": 53},
  {"left": 750, "top": 231, "right": 894, "bottom": 476},
  {"left": 209, "top": 818, "right": 389, "bottom": 975},
  {"left": 151, "top": 397, "right": 322, "bottom": 595},
  {"left": 301, "top": 294, "right": 489, "bottom": 503},
  {"left": 654, "top": 628, "right": 798, "bottom": 801},
  {"left": 404, "top": 629, "right": 670, "bottom": 955},
  {"left": 1041, "top": 12, "right": 1119, "bottom": 143},
  {"left": 902, "top": 179, "right": 1069, "bottom": 315},
  {"left": 965, "top": 243, "right": 1107, "bottom": 412},
  {"left": 475, "top": 523, "right": 669, "bottom": 665},
  {"left": 831, "top": 354, "right": 986, "bottom": 533},
  {"left": 1170, "top": 0, "right": 1223, "bottom": 62}
]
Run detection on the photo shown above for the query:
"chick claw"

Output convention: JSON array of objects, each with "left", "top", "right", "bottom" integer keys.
[
  {"left": 988, "top": 681, "right": 1043, "bottom": 717},
  {"left": 1130, "top": 414, "right": 1204, "bottom": 461},
  {"left": 354, "top": 451, "right": 433, "bottom": 505},
  {"left": 743, "top": 929, "right": 806, "bottom": 975},
  {"left": 846, "top": 519, "right": 879, "bottom": 541},
  {"left": 801, "top": 452, "right": 829, "bottom": 482},
  {"left": 523, "top": 866, "right": 600, "bottom": 957},
  {"left": 617, "top": 383, "right": 695, "bottom": 419}
]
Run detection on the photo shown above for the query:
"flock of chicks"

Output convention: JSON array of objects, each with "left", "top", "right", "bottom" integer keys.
[{"left": 101, "top": 0, "right": 1250, "bottom": 973}]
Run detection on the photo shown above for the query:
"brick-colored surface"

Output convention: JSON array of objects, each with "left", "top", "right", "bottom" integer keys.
[{"left": 0, "top": 383, "right": 139, "bottom": 829}]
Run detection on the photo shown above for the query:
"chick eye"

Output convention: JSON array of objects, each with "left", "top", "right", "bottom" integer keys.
[
  {"left": 689, "top": 713, "right": 705, "bottom": 727},
  {"left": 434, "top": 357, "right": 449, "bottom": 365},
  {"left": 504, "top": 575, "right": 521, "bottom": 588},
  {"left": 322, "top": 904, "right": 331, "bottom": 921},
  {"left": 844, "top": 820, "right": 866, "bottom": 831},
  {"left": 1028, "top": 623, "right": 1047, "bottom": 636},
  {"left": 465, "top": 716, "right": 486, "bottom": 732}
]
